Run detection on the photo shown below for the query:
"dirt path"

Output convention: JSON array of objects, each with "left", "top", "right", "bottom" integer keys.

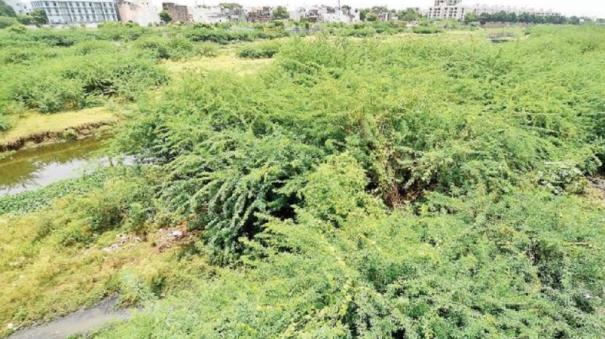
[{"left": 9, "top": 297, "right": 131, "bottom": 339}]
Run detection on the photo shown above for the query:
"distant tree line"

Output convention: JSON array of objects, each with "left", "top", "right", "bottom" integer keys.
[{"left": 465, "top": 11, "right": 586, "bottom": 25}]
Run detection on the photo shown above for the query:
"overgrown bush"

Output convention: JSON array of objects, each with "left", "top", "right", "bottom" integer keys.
[
  {"left": 184, "top": 25, "right": 288, "bottom": 44},
  {"left": 0, "top": 16, "right": 16, "bottom": 29},
  {"left": 116, "top": 27, "right": 605, "bottom": 263},
  {"left": 98, "top": 165, "right": 605, "bottom": 338},
  {"left": 57, "top": 177, "right": 154, "bottom": 246},
  {"left": 0, "top": 47, "right": 38, "bottom": 64},
  {"left": 12, "top": 74, "right": 84, "bottom": 112},
  {"left": 72, "top": 40, "right": 115, "bottom": 55},
  {"left": 0, "top": 111, "right": 10, "bottom": 130},
  {"left": 238, "top": 42, "right": 279, "bottom": 58},
  {"left": 134, "top": 35, "right": 215, "bottom": 60},
  {"left": 3, "top": 25, "right": 605, "bottom": 338},
  {"left": 413, "top": 25, "right": 442, "bottom": 34},
  {"left": 6, "top": 52, "right": 166, "bottom": 112}
]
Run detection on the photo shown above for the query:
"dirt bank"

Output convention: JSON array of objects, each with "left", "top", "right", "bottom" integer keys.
[
  {"left": 0, "top": 107, "right": 119, "bottom": 153},
  {"left": 0, "top": 121, "right": 114, "bottom": 153}
]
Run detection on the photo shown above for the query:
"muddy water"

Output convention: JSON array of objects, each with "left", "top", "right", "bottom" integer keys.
[{"left": 0, "top": 137, "right": 108, "bottom": 196}]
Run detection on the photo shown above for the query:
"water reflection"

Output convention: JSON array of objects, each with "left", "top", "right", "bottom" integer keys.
[{"left": 0, "top": 137, "right": 110, "bottom": 196}]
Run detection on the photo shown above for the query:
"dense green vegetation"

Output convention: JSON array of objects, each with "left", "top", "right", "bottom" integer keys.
[
  {"left": 466, "top": 11, "right": 584, "bottom": 25},
  {"left": 238, "top": 41, "right": 280, "bottom": 58},
  {"left": 0, "top": 20, "right": 459, "bottom": 132},
  {"left": 107, "top": 25, "right": 604, "bottom": 336},
  {"left": 0, "top": 22, "right": 292, "bottom": 130},
  {"left": 2, "top": 24, "right": 605, "bottom": 338}
]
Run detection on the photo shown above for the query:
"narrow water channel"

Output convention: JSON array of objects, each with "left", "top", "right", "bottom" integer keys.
[{"left": 0, "top": 137, "right": 108, "bottom": 196}]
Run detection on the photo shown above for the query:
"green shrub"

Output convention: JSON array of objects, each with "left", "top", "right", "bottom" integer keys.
[
  {"left": 4, "top": 24, "right": 605, "bottom": 339},
  {"left": 97, "top": 21, "right": 145, "bottom": 41},
  {"left": 98, "top": 185, "right": 605, "bottom": 338},
  {"left": 56, "top": 178, "right": 154, "bottom": 246},
  {"left": 32, "top": 31, "right": 77, "bottom": 46},
  {"left": 184, "top": 25, "right": 288, "bottom": 44},
  {"left": 0, "top": 15, "right": 16, "bottom": 29},
  {"left": 0, "top": 47, "right": 38, "bottom": 64},
  {"left": 134, "top": 36, "right": 204, "bottom": 60},
  {"left": 7, "top": 52, "right": 166, "bottom": 112},
  {"left": 238, "top": 42, "right": 279, "bottom": 59},
  {"left": 413, "top": 25, "right": 442, "bottom": 34},
  {"left": 72, "top": 40, "right": 115, "bottom": 55},
  {"left": 165, "top": 37, "right": 197, "bottom": 59},
  {"left": 0, "top": 111, "right": 10, "bottom": 130},
  {"left": 16, "top": 14, "right": 32, "bottom": 25},
  {"left": 12, "top": 74, "right": 85, "bottom": 112},
  {"left": 134, "top": 36, "right": 171, "bottom": 59},
  {"left": 115, "top": 27, "right": 605, "bottom": 262}
]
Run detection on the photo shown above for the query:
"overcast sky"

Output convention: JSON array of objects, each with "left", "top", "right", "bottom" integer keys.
[{"left": 188, "top": 0, "right": 605, "bottom": 18}]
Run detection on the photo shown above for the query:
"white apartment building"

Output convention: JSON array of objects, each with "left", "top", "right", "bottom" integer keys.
[
  {"left": 428, "top": 0, "right": 466, "bottom": 20},
  {"left": 30, "top": 0, "right": 119, "bottom": 24}
]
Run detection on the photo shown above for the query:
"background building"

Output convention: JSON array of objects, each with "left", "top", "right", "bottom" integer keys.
[
  {"left": 116, "top": 0, "right": 159, "bottom": 25},
  {"left": 245, "top": 6, "right": 271, "bottom": 22},
  {"left": 5, "top": 0, "right": 30, "bottom": 14},
  {"left": 30, "top": 0, "right": 118, "bottom": 24},
  {"left": 161, "top": 2, "right": 191, "bottom": 23},
  {"left": 190, "top": 3, "right": 244, "bottom": 24},
  {"left": 470, "top": 4, "right": 558, "bottom": 17},
  {"left": 428, "top": 0, "right": 466, "bottom": 20},
  {"left": 315, "top": 5, "right": 360, "bottom": 23}
]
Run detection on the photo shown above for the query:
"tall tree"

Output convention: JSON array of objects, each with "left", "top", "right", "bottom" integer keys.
[
  {"left": 272, "top": 6, "right": 289, "bottom": 20},
  {"left": 30, "top": 8, "right": 48, "bottom": 25},
  {"left": 159, "top": 10, "right": 171, "bottom": 24},
  {"left": 397, "top": 8, "right": 420, "bottom": 21}
]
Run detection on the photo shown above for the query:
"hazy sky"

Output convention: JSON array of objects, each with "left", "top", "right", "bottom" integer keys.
[{"left": 189, "top": 0, "right": 605, "bottom": 18}]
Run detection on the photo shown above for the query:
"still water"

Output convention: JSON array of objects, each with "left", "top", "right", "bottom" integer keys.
[{"left": 0, "top": 137, "right": 108, "bottom": 196}]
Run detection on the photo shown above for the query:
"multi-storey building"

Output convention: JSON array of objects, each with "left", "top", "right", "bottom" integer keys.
[
  {"left": 304, "top": 5, "right": 360, "bottom": 23},
  {"left": 30, "top": 0, "right": 119, "bottom": 24},
  {"left": 427, "top": 0, "right": 466, "bottom": 20},
  {"left": 245, "top": 6, "right": 271, "bottom": 23}
]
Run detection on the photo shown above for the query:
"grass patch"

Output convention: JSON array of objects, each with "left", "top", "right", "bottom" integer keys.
[
  {"left": 162, "top": 54, "right": 273, "bottom": 77},
  {"left": 0, "top": 173, "right": 211, "bottom": 337}
]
